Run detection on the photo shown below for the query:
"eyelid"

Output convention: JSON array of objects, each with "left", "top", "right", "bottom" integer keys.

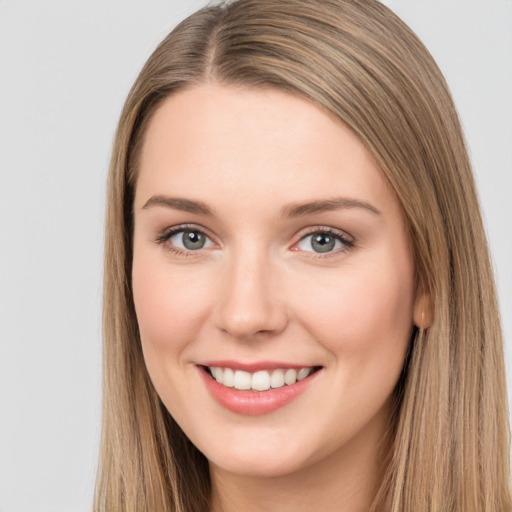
[
  {"left": 291, "top": 226, "right": 355, "bottom": 256},
  {"left": 294, "top": 225, "right": 354, "bottom": 243},
  {"left": 154, "top": 223, "right": 218, "bottom": 256},
  {"left": 154, "top": 223, "right": 355, "bottom": 258},
  {"left": 155, "top": 223, "right": 214, "bottom": 241}
]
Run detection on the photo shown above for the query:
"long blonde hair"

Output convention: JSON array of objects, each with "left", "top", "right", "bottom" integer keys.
[{"left": 95, "top": 1, "right": 512, "bottom": 510}]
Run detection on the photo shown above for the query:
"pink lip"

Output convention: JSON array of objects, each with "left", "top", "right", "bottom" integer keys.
[
  {"left": 199, "top": 360, "right": 310, "bottom": 372},
  {"left": 197, "top": 365, "right": 321, "bottom": 416}
]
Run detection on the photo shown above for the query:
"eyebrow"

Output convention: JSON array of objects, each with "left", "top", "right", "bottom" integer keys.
[
  {"left": 280, "top": 197, "right": 381, "bottom": 217},
  {"left": 141, "top": 195, "right": 381, "bottom": 217},
  {"left": 142, "top": 195, "right": 214, "bottom": 216}
]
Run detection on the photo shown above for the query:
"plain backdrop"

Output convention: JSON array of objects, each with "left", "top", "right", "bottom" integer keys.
[{"left": 0, "top": 1, "right": 510, "bottom": 511}]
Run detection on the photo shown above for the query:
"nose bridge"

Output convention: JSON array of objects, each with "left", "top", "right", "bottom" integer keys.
[{"left": 214, "top": 242, "right": 287, "bottom": 339}]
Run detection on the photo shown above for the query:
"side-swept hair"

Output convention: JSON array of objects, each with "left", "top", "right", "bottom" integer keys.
[{"left": 96, "top": 1, "right": 511, "bottom": 510}]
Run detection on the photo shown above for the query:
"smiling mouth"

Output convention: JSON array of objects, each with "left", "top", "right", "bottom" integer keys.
[{"left": 202, "top": 365, "right": 322, "bottom": 392}]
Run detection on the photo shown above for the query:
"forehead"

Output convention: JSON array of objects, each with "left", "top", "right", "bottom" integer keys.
[{"left": 135, "top": 84, "right": 396, "bottom": 216}]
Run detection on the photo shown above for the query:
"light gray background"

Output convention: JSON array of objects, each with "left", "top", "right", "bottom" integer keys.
[{"left": 0, "top": 1, "right": 510, "bottom": 511}]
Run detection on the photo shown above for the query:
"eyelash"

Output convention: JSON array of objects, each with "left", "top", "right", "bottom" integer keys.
[
  {"left": 297, "top": 226, "right": 355, "bottom": 259},
  {"left": 154, "top": 224, "right": 356, "bottom": 259},
  {"left": 154, "top": 224, "right": 212, "bottom": 258}
]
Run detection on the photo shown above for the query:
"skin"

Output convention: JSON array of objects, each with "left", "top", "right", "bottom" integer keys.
[{"left": 132, "top": 85, "right": 425, "bottom": 512}]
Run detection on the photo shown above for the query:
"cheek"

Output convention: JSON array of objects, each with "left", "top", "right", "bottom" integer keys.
[
  {"left": 291, "top": 256, "right": 415, "bottom": 360},
  {"left": 131, "top": 252, "right": 219, "bottom": 416},
  {"left": 131, "top": 250, "right": 213, "bottom": 361}
]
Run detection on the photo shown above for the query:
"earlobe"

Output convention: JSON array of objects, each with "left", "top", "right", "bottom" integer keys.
[{"left": 413, "top": 289, "right": 433, "bottom": 329}]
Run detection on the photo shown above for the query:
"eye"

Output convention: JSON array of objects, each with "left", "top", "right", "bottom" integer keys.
[
  {"left": 155, "top": 226, "right": 215, "bottom": 255},
  {"left": 168, "top": 229, "right": 213, "bottom": 251},
  {"left": 295, "top": 229, "right": 353, "bottom": 254}
]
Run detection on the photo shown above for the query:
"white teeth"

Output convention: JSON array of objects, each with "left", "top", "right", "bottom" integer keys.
[
  {"left": 211, "top": 367, "right": 222, "bottom": 382},
  {"left": 223, "top": 367, "right": 234, "bottom": 387},
  {"left": 297, "top": 367, "right": 313, "bottom": 381},
  {"left": 284, "top": 369, "right": 297, "bottom": 385},
  {"left": 252, "top": 371, "right": 271, "bottom": 391},
  {"left": 207, "top": 366, "right": 315, "bottom": 391},
  {"left": 270, "top": 369, "right": 285, "bottom": 388},
  {"left": 233, "top": 370, "right": 252, "bottom": 390}
]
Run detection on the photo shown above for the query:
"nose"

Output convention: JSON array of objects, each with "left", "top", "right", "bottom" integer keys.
[{"left": 213, "top": 248, "right": 288, "bottom": 340}]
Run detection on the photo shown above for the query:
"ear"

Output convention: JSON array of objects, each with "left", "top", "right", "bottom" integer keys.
[{"left": 413, "top": 283, "right": 433, "bottom": 329}]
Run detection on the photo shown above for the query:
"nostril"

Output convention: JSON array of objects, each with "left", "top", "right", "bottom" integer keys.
[
  {"left": 214, "top": 305, "right": 289, "bottom": 340},
  {"left": 212, "top": 267, "right": 288, "bottom": 338}
]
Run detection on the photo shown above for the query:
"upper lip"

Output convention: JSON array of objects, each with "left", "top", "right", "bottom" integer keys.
[{"left": 198, "top": 360, "right": 320, "bottom": 372}]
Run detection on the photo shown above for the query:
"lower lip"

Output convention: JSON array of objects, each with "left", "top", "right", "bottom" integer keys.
[{"left": 198, "top": 367, "right": 320, "bottom": 416}]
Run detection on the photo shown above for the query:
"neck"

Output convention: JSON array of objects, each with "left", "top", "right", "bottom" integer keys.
[{"left": 209, "top": 409, "right": 393, "bottom": 512}]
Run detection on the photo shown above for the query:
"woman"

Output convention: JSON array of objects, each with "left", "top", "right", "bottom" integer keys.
[{"left": 95, "top": 1, "right": 512, "bottom": 510}]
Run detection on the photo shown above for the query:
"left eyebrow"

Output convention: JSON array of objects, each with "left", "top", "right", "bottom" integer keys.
[
  {"left": 280, "top": 196, "right": 381, "bottom": 218},
  {"left": 141, "top": 195, "right": 214, "bottom": 216}
]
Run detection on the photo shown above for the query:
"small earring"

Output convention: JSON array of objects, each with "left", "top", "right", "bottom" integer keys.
[{"left": 420, "top": 311, "right": 428, "bottom": 330}]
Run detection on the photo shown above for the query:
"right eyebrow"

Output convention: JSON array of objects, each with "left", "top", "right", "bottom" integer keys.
[
  {"left": 280, "top": 196, "right": 381, "bottom": 218},
  {"left": 141, "top": 195, "right": 214, "bottom": 216}
]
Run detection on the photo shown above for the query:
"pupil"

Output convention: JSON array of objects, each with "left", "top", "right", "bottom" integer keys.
[
  {"left": 183, "top": 231, "right": 205, "bottom": 250},
  {"left": 312, "top": 233, "right": 335, "bottom": 253}
]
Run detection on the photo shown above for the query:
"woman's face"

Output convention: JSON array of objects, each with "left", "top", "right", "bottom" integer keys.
[{"left": 132, "top": 85, "right": 423, "bottom": 478}]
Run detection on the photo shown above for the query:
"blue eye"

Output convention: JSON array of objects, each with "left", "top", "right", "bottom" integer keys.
[
  {"left": 297, "top": 231, "right": 350, "bottom": 254},
  {"left": 168, "top": 229, "right": 213, "bottom": 251}
]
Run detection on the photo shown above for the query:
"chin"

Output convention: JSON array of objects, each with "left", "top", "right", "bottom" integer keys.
[
  {"left": 208, "top": 449, "right": 312, "bottom": 479},
  {"left": 196, "top": 423, "right": 333, "bottom": 479}
]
